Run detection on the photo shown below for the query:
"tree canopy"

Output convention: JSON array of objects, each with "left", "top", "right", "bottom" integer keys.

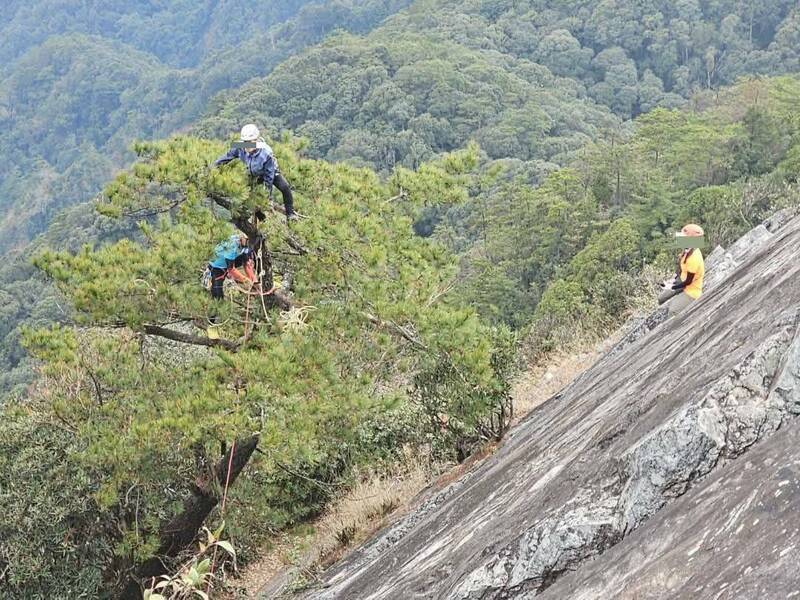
[{"left": 0, "top": 136, "right": 514, "bottom": 597}]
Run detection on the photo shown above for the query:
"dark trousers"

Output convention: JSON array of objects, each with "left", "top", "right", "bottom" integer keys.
[
  {"left": 210, "top": 267, "right": 227, "bottom": 300},
  {"left": 209, "top": 254, "right": 250, "bottom": 301},
  {"left": 256, "top": 172, "right": 294, "bottom": 216}
]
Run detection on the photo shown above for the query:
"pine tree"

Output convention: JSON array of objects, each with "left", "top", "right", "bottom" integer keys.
[{"left": 16, "top": 136, "right": 512, "bottom": 596}]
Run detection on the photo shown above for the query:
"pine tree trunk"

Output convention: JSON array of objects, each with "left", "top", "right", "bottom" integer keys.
[{"left": 119, "top": 435, "right": 259, "bottom": 599}]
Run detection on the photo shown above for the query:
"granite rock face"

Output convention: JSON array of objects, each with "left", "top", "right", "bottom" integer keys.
[{"left": 304, "top": 214, "right": 800, "bottom": 600}]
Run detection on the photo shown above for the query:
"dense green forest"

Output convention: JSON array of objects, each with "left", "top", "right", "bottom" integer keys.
[
  {"left": 0, "top": 0, "right": 311, "bottom": 69},
  {"left": 0, "top": 0, "right": 413, "bottom": 253},
  {"left": 443, "top": 77, "right": 800, "bottom": 345},
  {"left": 4, "top": 0, "right": 800, "bottom": 391},
  {"left": 2, "top": 0, "right": 800, "bottom": 597},
  {"left": 200, "top": 0, "right": 800, "bottom": 171}
]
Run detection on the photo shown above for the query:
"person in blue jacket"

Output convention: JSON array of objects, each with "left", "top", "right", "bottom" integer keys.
[
  {"left": 208, "top": 233, "right": 256, "bottom": 301},
  {"left": 214, "top": 123, "right": 297, "bottom": 221}
]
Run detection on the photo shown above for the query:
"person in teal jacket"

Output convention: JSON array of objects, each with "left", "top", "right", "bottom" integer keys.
[{"left": 208, "top": 233, "right": 255, "bottom": 300}]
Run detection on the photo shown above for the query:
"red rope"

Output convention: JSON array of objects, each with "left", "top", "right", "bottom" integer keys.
[
  {"left": 206, "top": 439, "right": 236, "bottom": 596},
  {"left": 220, "top": 440, "right": 236, "bottom": 513}
]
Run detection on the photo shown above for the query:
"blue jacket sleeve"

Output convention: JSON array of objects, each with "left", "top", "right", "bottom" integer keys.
[
  {"left": 214, "top": 148, "right": 240, "bottom": 166},
  {"left": 263, "top": 153, "right": 276, "bottom": 187}
]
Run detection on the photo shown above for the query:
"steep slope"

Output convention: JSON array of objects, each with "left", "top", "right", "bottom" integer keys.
[
  {"left": 543, "top": 420, "right": 800, "bottom": 598},
  {"left": 303, "top": 210, "right": 800, "bottom": 599}
]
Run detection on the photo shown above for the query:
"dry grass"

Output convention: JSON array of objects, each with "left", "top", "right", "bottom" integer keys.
[
  {"left": 512, "top": 327, "right": 628, "bottom": 422},
  {"left": 308, "top": 450, "right": 435, "bottom": 570},
  {"left": 234, "top": 448, "right": 438, "bottom": 598},
  {"left": 232, "top": 533, "right": 297, "bottom": 598},
  {"left": 234, "top": 316, "right": 646, "bottom": 597}
]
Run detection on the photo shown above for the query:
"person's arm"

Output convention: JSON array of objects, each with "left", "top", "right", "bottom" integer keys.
[
  {"left": 671, "top": 271, "right": 695, "bottom": 291},
  {"left": 227, "top": 248, "right": 254, "bottom": 284},
  {"left": 227, "top": 265, "right": 252, "bottom": 284},
  {"left": 214, "top": 147, "right": 241, "bottom": 167},
  {"left": 263, "top": 152, "right": 276, "bottom": 188}
]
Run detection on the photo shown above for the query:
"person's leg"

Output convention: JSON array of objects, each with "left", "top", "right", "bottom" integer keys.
[
  {"left": 658, "top": 286, "right": 680, "bottom": 305},
  {"left": 250, "top": 175, "right": 267, "bottom": 220},
  {"left": 206, "top": 267, "right": 227, "bottom": 338},
  {"left": 273, "top": 172, "right": 295, "bottom": 217},
  {"left": 210, "top": 267, "right": 226, "bottom": 301},
  {"left": 666, "top": 292, "right": 694, "bottom": 316}
]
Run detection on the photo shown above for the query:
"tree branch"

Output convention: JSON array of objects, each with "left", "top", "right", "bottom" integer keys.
[
  {"left": 142, "top": 325, "right": 240, "bottom": 352},
  {"left": 206, "top": 191, "right": 258, "bottom": 238},
  {"left": 383, "top": 187, "right": 407, "bottom": 204},
  {"left": 285, "top": 235, "right": 309, "bottom": 255},
  {"left": 362, "top": 312, "right": 427, "bottom": 349}
]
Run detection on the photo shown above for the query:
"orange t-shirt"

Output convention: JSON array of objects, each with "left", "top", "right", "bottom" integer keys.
[{"left": 679, "top": 249, "right": 704, "bottom": 299}]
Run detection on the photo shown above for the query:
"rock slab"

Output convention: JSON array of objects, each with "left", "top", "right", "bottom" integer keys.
[{"left": 303, "top": 215, "right": 800, "bottom": 600}]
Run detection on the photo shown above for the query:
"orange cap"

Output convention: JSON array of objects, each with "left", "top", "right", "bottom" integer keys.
[{"left": 680, "top": 223, "right": 704, "bottom": 237}]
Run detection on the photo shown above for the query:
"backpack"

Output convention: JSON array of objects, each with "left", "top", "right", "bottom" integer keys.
[{"left": 201, "top": 266, "right": 212, "bottom": 291}]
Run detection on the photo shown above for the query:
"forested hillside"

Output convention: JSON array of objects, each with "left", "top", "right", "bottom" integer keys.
[
  {"left": 5, "top": 0, "right": 800, "bottom": 394},
  {"left": 0, "top": 0, "right": 311, "bottom": 70},
  {"left": 3, "top": 75, "right": 799, "bottom": 598},
  {"left": 2, "top": 1, "right": 800, "bottom": 597},
  {"left": 0, "top": 0, "right": 412, "bottom": 253},
  {"left": 200, "top": 0, "right": 800, "bottom": 171},
  {"left": 443, "top": 77, "right": 800, "bottom": 344}
]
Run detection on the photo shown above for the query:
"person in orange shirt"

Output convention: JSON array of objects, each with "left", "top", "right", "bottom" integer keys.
[{"left": 658, "top": 223, "right": 705, "bottom": 315}]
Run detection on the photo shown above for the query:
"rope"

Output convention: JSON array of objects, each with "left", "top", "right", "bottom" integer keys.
[
  {"left": 221, "top": 440, "right": 236, "bottom": 514},
  {"left": 206, "top": 439, "right": 237, "bottom": 595},
  {"left": 254, "top": 239, "right": 274, "bottom": 320},
  {"left": 229, "top": 282, "right": 274, "bottom": 297},
  {"left": 243, "top": 286, "right": 252, "bottom": 343}
]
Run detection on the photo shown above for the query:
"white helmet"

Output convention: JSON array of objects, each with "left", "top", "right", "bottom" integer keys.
[{"left": 240, "top": 123, "right": 260, "bottom": 142}]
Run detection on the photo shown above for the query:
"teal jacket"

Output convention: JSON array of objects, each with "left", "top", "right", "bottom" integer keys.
[{"left": 209, "top": 234, "right": 248, "bottom": 269}]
